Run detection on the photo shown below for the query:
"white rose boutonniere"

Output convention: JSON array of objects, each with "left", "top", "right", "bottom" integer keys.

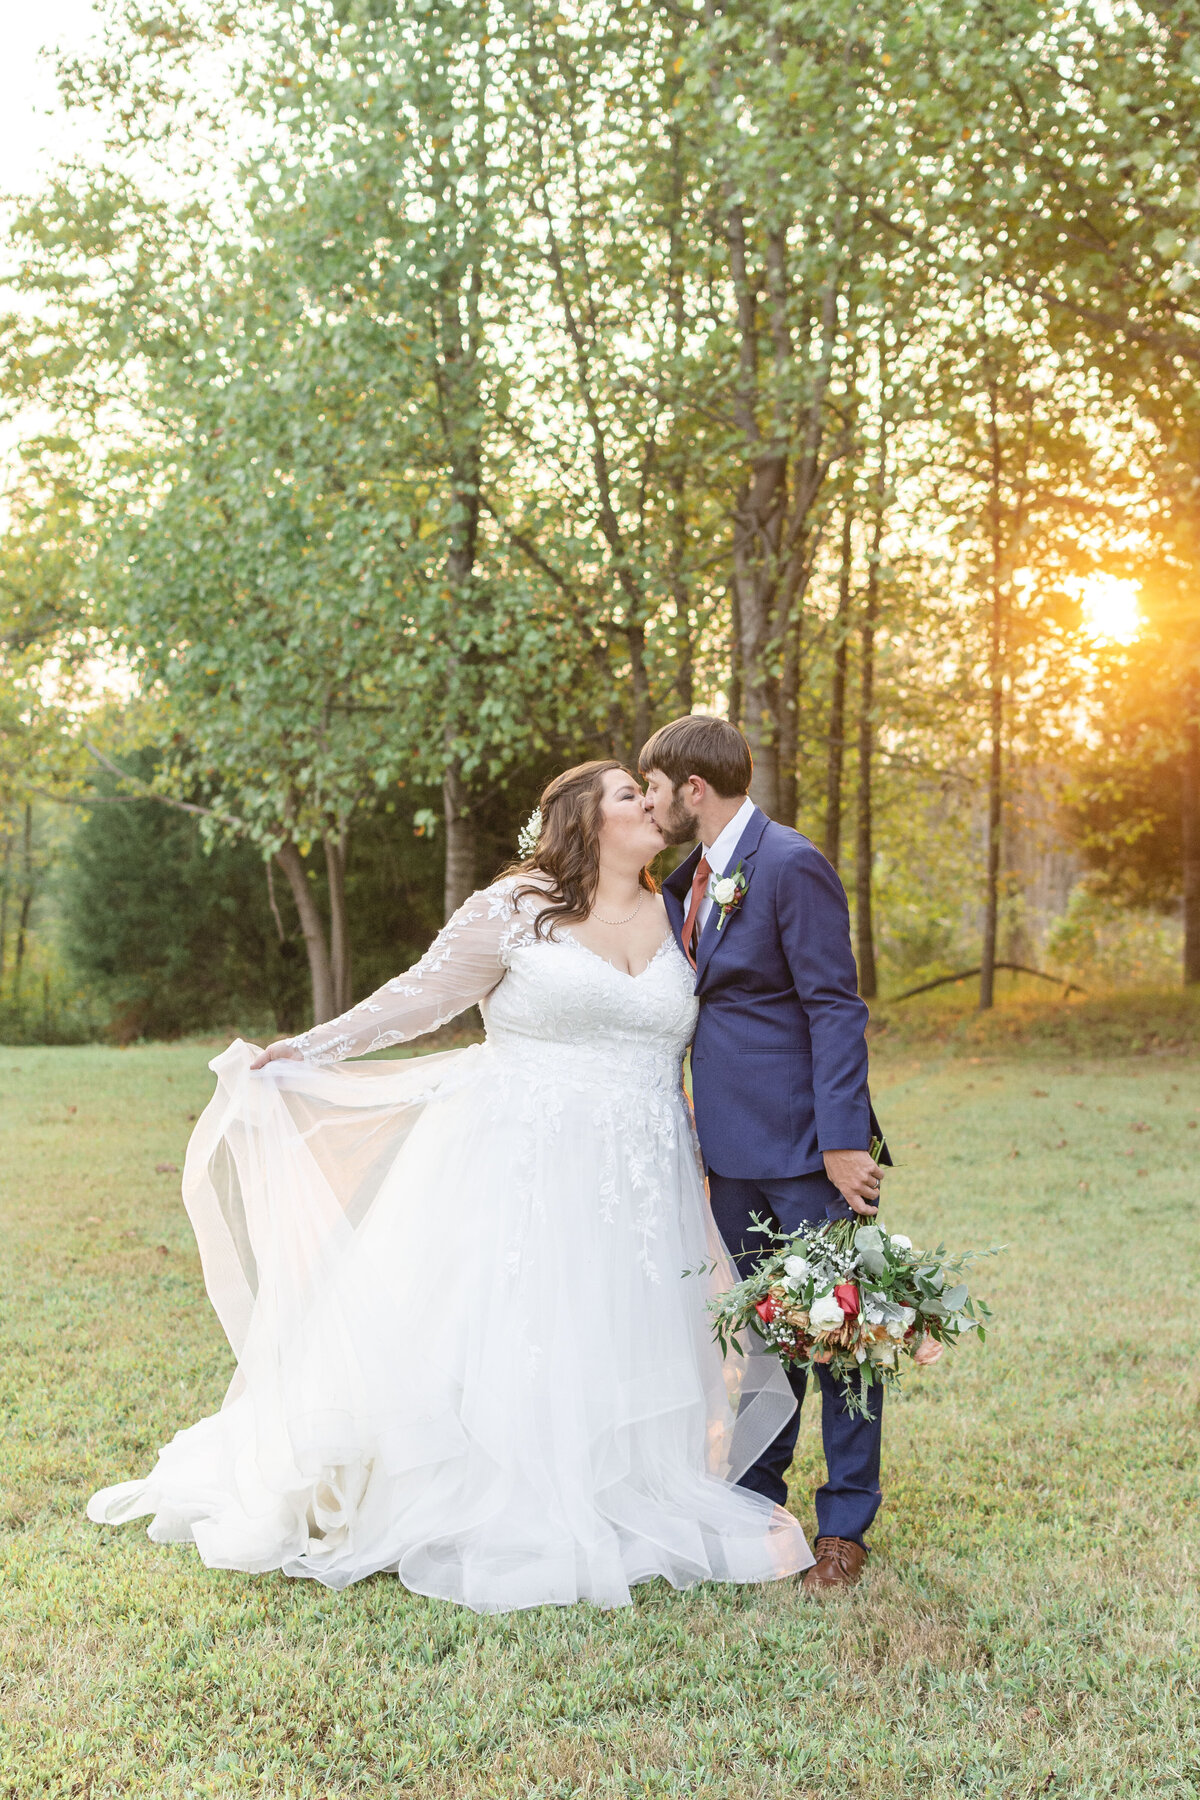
[{"left": 710, "top": 860, "right": 749, "bottom": 932}]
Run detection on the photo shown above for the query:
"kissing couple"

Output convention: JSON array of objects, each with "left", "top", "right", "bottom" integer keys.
[{"left": 89, "top": 714, "right": 888, "bottom": 1612}]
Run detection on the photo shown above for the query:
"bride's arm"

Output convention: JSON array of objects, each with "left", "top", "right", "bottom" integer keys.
[{"left": 252, "top": 884, "right": 523, "bottom": 1069}]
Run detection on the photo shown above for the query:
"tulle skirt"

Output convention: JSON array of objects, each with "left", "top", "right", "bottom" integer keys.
[{"left": 87, "top": 1037, "right": 812, "bottom": 1611}]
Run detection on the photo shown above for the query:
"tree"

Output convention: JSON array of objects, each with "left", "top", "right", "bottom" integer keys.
[
  {"left": 5, "top": 0, "right": 616, "bottom": 1025},
  {"left": 1067, "top": 517, "right": 1200, "bottom": 983}
]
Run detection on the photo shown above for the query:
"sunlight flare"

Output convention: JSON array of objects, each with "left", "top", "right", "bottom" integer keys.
[{"left": 1077, "top": 573, "right": 1141, "bottom": 645}]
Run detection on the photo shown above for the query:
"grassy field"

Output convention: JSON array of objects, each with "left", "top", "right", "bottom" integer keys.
[{"left": 1, "top": 996, "right": 1198, "bottom": 1799}]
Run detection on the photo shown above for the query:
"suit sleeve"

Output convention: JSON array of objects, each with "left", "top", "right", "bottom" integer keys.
[{"left": 774, "top": 844, "right": 872, "bottom": 1153}]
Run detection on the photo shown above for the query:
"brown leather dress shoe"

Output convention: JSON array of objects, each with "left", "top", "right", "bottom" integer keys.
[{"left": 801, "top": 1535, "right": 868, "bottom": 1593}]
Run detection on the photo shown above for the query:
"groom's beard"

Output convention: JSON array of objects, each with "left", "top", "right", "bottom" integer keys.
[{"left": 657, "top": 792, "right": 701, "bottom": 848}]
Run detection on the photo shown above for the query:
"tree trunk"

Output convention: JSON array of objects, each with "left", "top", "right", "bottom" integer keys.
[
  {"left": 856, "top": 358, "right": 889, "bottom": 1002},
  {"left": 855, "top": 521, "right": 881, "bottom": 1003},
  {"left": 732, "top": 511, "right": 783, "bottom": 819},
  {"left": 14, "top": 804, "right": 33, "bottom": 999},
  {"left": 442, "top": 760, "right": 476, "bottom": 920},
  {"left": 430, "top": 93, "right": 485, "bottom": 929},
  {"left": 265, "top": 858, "right": 287, "bottom": 945},
  {"left": 979, "top": 380, "right": 1005, "bottom": 1012},
  {"left": 323, "top": 826, "right": 352, "bottom": 1014},
  {"left": 720, "top": 175, "right": 784, "bottom": 819},
  {"left": 979, "top": 704, "right": 1002, "bottom": 1011},
  {"left": 0, "top": 830, "right": 11, "bottom": 986},
  {"left": 665, "top": 100, "right": 693, "bottom": 721},
  {"left": 776, "top": 604, "right": 801, "bottom": 828},
  {"left": 274, "top": 841, "right": 336, "bottom": 1025},
  {"left": 825, "top": 501, "right": 854, "bottom": 870},
  {"left": 626, "top": 621, "right": 652, "bottom": 764},
  {"left": 1183, "top": 702, "right": 1200, "bottom": 985},
  {"left": 670, "top": 472, "right": 693, "bottom": 716},
  {"left": 727, "top": 582, "right": 742, "bottom": 729}
]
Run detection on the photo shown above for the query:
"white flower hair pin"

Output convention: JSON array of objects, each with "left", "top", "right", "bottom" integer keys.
[{"left": 517, "top": 808, "right": 543, "bottom": 859}]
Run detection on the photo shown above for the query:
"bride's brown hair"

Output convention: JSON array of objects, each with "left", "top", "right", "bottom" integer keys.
[{"left": 505, "top": 759, "right": 657, "bottom": 939}]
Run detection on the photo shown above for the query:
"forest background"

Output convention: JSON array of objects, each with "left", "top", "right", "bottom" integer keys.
[{"left": 1, "top": 0, "right": 1197, "bottom": 1045}]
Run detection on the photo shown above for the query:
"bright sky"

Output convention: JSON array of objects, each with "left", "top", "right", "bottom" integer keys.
[{"left": 1, "top": 0, "right": 101, "bottom": 200}]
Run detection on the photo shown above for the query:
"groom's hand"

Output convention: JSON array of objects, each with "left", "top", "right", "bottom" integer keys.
[{"left": 822, "top": 1148, "right": 882, "bottom": 1217}]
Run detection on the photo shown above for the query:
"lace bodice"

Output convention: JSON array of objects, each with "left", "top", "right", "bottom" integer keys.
[{"left": 286, "top": 880, "right": 698, "bottom": 1069}]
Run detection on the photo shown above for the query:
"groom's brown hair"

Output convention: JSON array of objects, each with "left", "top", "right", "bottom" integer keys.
[{"left": 639, "top": 715, "right": 753, "bottom": 798}]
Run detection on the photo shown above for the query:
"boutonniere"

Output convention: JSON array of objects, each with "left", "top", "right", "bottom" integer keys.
[{"left": 710, "top": 861, "right": 749, "bottom": 932}]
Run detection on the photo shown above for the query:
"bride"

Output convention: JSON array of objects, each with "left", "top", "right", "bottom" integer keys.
[{"left": 88, "top": 761, "right": 813, "bottom": 1612}]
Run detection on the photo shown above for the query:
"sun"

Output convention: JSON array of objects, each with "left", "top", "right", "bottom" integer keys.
[{"left": 1076, "top": 573, "right": 1141, "bottom": 645}]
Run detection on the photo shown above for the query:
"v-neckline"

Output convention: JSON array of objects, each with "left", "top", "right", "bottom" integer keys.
[{"left": 561, "top": 929, "right": 676, "bottom": 983}]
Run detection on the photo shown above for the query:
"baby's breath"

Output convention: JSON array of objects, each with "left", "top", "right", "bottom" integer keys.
[{"left": 517, "top": 808, "right": 543, "bottom": 859}]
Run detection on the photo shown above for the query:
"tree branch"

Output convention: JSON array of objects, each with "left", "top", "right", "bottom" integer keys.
[{"left": 82, "top": 741, "right": 246, "bottom": 830}]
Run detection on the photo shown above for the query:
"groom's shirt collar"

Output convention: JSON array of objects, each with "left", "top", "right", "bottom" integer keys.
[
  {"left": 702, "top": 795, "right": 756, "bottom": 876},
  {"left": 697, "top": 795, "right": 756, "bottom": 930}
]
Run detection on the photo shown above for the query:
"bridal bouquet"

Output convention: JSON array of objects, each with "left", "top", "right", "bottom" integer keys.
[{"left": 708, "top": 1216, "right": 995, "bottom": 1419}]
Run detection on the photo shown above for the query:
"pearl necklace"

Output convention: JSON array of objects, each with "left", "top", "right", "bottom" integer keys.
[{"left": 589, "top": 890, "right": 645, "bottom": 927}]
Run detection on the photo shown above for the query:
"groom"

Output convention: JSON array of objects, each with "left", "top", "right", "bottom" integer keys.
[{"left": 641, "top": 714, "right": 888, "bottom": 1593}]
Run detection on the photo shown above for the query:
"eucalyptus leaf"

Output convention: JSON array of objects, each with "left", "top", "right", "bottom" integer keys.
[{"left": 854, "top": 1224, "right": 888, "bottom": 1277}]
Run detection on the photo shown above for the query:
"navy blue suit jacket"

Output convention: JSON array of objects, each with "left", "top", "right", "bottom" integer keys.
[{"left": 663, "top": 806, "right": 875, "bottom": 1180}]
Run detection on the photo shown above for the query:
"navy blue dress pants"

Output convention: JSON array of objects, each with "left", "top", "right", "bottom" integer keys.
[{"left": 706, "top": 1168, "right": 883, "bottom": 1547}]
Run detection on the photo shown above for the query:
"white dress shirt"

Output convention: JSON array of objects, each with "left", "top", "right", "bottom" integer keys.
[{"left": 698, "top": 795, "right": 757, "bottom": 931}]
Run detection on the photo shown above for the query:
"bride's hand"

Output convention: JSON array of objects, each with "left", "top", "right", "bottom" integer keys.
[{"left": 250, "top": 1042, "right": 305, "bottom": 1071}]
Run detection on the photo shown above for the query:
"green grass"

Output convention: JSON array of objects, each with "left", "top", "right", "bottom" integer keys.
[{"left": 2, "top": 999, "right": 1199, "bottom": 1799}]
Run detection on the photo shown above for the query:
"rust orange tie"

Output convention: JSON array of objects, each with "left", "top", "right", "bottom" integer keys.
[{"left": 682, "top": 855, "right": 712, "bottom": 970}]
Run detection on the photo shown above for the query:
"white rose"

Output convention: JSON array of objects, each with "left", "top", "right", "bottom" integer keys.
[
  {"left": 885, "top": 1317, "right": 907, "bottom": 1340},
  {"left": 784, "top": 1256, "right": 809, "bottom": 1281},
  {"left": 889, "top": 1233, "right": 912, "bottom": 1252},
  {"left": 808, "top": 1293, "right": 845, "bottom": 1333},
  {"left": 710, "top": 876, "right": 739, "bottom": 905}
]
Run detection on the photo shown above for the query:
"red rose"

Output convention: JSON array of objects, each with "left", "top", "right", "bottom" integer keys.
[
  {"left": 755, "top": 1296, "right": 777, "bottom": 1324},
  {"left": 833, "top": 1282, "right": 860, "bottom": 1318}
]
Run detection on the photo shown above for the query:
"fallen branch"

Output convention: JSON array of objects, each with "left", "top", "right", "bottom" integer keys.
[{"left": 882, "top": 962, "right": 1087, "bottom": 1004}]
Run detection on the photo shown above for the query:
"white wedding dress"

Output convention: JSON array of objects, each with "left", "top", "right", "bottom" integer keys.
[{"left": 88, "top": 879, "right": 812, "bottom": 1611}]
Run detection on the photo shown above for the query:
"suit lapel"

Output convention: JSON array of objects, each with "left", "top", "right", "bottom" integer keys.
[
  {"left": 694, "top": 807, "right": 769, "bottom": 986},
  {"left": 662, "top": 843, "right": 702, "bottom": 956}
]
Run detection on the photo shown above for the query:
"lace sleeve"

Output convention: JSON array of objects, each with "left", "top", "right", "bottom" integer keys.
[{"left": 284, "top": 882, "right": 529, "bottom": 1067}]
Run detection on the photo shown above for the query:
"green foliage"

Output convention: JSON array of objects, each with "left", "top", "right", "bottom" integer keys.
[
  {"left": 55, "top": 752, "right": 453, "bottom": 1041},
  {"left": 5, "top": 0, "right": 1200, "bottom": 1002},
  {"left": 0, "top": 950, "right": 100, "bottom": 1047},
  {"left": 1045, "top": 886, "right": 1183, "bottom": 991},
  {"left": 60, "top": 777, "right": 310, "bottom": 1041},
  {"left": 1067, "top": 761, "right": 1183, "bottom": 914},
  {"left": 869, "top": 981, "right": 1200, "bottom": 1060}
]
